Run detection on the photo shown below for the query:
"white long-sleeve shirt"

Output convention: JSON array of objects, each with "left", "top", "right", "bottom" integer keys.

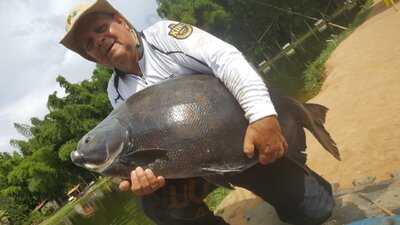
[{"left": 107, "top": 20, "right": 276, "bottom": 123}]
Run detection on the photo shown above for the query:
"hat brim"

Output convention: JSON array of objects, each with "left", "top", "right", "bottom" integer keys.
[{"left": 60, "top": 0, "right": 133, "bottom": 62}]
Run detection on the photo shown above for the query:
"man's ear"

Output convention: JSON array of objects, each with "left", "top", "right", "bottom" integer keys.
[{"left": 113, "top": 14, "right": 130, "bottom": 30}]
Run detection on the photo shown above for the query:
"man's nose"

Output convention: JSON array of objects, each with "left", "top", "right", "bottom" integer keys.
[
  {"left": 95, "top": 36, "right": 113, "bottom": 52},
  {"left": 94, "top": 36, "right": 106, "bottom": 48}
]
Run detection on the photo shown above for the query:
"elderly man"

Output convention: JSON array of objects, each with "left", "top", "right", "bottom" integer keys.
[{"left": 61, "top": 1, "right": 334, "bottom": 224}]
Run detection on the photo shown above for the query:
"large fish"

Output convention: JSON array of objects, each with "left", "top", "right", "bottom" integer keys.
[{"left": 71, "top": 75, "right": 339, "bottom": 186}]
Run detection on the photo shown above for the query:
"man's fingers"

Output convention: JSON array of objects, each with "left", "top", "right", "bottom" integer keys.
[
  {"left": 244, "top": 144, "right": 255, "bottom": 158},
  {"left": 259, "top": 145, "right": 273, "bottom": 165},
  {"left": 136, "top": 167, "right": 154, "bottom": 194},
  {"left": 259, "top": 153, "right": 271, "bottom": 165},
  {"left": 131, "top": 170, "right": 144, "bottom": 196},
  {"left": 243, "top": 130, "right": 256, "bottom": 158},
  {"left": 259, "top": 144, "right": 286, "bottom": 164},
  {"left": 144, "top": 169, "right": 159, "bottom": 190},
  {"left": 119, "top": 180, "right": 131, "bottom": 192},
  {"left": 128, "top": 168, "right": 165, "bottom": 196},
  {"left": 278, "top": 142, "right": 286, "bottom": 158},
  {"left": 270, "top": 144, "right": 285, "bottom": 161},
  {"left": 157, "top": 176, "right": 166, "bottom": 187},
  {"left": 277, "top": 148, "right": 285, "bottom": 159},
  {"left": 245, "top": 116, "right": 289, "bottom": 165},
  {"left": 283, "top": 139, "right": 289, "bottom": 152}
]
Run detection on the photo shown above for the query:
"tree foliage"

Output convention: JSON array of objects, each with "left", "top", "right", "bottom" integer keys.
[
  {"left": 158, "top": 0, "right": 232, "bottom": 37},
  {"left": 0, "top": 65, "right": 113, "bottom": 224},
  {"left": 157, "top": 0, "right": 366, "bottom": 96},
  {"left": 158, "top": 0, "right": 345, "bottom": 62}
]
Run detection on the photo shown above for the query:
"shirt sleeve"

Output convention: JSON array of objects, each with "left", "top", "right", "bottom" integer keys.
[{"left": 145, "top": 20, "right": 277, "bottom": 123}]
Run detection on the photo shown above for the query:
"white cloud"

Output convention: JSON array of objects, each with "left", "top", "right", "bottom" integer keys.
[
  {"left": 0, "top": 0, "right": 160, "bottom": 152},
  {"left": 0, "top": 87, "right": 58, "bottom": 152}
]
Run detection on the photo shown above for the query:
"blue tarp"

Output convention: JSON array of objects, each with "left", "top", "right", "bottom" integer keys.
[{"left": 347, "top": 216, "right": 400, "bottom": 225}]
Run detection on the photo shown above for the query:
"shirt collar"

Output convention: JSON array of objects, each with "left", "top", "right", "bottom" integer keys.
[{"left": 114, "top": 29, "right": 145, "bottom": 77}]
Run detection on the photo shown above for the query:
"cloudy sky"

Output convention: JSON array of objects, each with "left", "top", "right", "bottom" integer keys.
[{"left": 0, "top": 0, "right": 160, "bottom": 153}]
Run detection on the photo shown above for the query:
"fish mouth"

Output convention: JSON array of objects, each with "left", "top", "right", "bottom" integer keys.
[{"left": 83, "top": 141, "right": 125, "bottom": 173}]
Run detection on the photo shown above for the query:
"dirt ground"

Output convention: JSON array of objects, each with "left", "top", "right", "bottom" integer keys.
[
  {"left": 307, "top": 0, "right": 400, "bottom": 188},
  {"left": 217, "top": 1, "right": 400, "bottom": 224}
]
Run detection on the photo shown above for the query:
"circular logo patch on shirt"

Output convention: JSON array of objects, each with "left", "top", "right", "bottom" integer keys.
[{"left": 168, "top": 23, "right": 193, "bottom": 39}]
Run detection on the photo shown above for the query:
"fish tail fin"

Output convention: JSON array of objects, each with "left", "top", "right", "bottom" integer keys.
[
  {"left": 303, "top": 103, "right": 341, "bottom": 161},
  {"left": 304, "top": 103, "right": 328, "bottom": 124}
]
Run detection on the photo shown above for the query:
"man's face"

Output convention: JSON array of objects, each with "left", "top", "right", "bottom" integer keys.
[{"left": 74, "top": 13, "right": 139, "bottom": 70}]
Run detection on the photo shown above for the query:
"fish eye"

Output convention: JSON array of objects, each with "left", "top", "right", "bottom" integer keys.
[{"left": 85, "top": 136, "right": 91, "bottom": 144}]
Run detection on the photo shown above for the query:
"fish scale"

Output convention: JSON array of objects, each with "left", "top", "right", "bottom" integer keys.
[{"left": 71, "top": 75, "right": 340, "bottom": 187}]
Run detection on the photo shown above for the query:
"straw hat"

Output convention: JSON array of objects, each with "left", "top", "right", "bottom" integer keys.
[{"left": 60, "top": 0, "right": 133, "bottom": 62}]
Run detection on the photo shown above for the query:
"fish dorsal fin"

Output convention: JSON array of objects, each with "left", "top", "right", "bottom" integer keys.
[{"left": 122, "top": 148, "right": 169, "bottom": 167}]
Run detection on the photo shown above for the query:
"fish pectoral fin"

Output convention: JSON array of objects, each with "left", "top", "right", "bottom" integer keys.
[
  {"left": 116, "top": 117, "right": 130, "bottom": 129},
  {"left": 123, "top": 148, "right": 169, "bottom": 166},
  {"left": 203, "top": 175, "right": 234, "bottom": 190}
]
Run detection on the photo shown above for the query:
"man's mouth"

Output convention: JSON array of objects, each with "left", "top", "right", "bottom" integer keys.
[{"left": 106, "top": 40, "right": 115, "bottom": 55}]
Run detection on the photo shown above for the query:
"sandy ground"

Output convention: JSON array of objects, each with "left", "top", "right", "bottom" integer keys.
[
  {"left": 217, "top": 1, "right": 400, "bottom": 224},
  {"left": 307, "top": 0, "right": 400, "bottom": 188}
]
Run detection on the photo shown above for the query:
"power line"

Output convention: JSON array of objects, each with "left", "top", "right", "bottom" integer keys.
[{"left": 249, "top": 1, "right": 348, "bottom": 30}]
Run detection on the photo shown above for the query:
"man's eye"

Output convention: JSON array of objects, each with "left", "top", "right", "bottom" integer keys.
[{"left": 95, "top": 24, "right": 107, "bottom": 33}]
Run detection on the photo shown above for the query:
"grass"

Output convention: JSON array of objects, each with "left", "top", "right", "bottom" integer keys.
[
  {"left": 300, "top": 0, "right": 374, "bottom": 101},
  {"left": 40, "top": 178, "right": 231, "bottom": 225},
  {"left": 204, "top": 187, "right": 232, "bottom": 212},
  {"left": 0, "top": 210, "right": 7, "bottom": 220},
  {"left": 39, "top": 177, "right": 112, "bottom": 225}
]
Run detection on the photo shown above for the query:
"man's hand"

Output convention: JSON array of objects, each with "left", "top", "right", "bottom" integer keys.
[
  {"left": 243, "top": 116, "right": 288, "bottom": 165},
  {"left": 119, "top": 167, "right": 165, "bottom": 196}
]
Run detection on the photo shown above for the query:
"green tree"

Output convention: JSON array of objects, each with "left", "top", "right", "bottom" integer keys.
[
  {"left": 157, "top": 0, "right": 349, "bottom": 62},
  {"left": 158, "top": 0, "right": 232, "bottom": 37},
  {"left": 2, "top": 65, "right": 113, "bottom": 217},
  {"left": 157, "top": 0, "right": 364, "bottom": 96},
  {"left": 0, "top": 153, "right": 29, "bottom": 225}
]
